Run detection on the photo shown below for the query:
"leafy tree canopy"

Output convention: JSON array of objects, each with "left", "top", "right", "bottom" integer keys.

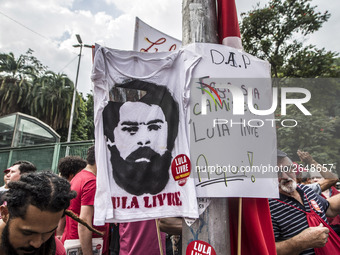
[
  {"left": 240, "top": 0, "right": 340, "bottom": 172},
  {"left": 0, "top": 50, "right": 94, "bottom": 141},
  {"left": 240, "top": 0, "right": 339, "bottom": 78}
]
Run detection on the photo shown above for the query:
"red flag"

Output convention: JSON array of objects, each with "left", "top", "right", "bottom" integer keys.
[
  {"left": 229, "top": 198, "right": 277, "bottom": 255},
  {"left": 217, "top": 0, "right": 242, "bottom": 49},
  {"left": 217, "top": 0, "right": 277, "bottom": 254}
]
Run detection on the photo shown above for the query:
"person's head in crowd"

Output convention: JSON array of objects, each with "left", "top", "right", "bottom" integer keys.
[
  {"left": 6, "top": 161, "right": 36, "bottom": 184},
  {"left": 310, "top": 171, "right": 323, "bottom": 183},
  {"left": 58, "top": 156, "right": 87, "bottom": 182},
  {"left": 86, "top": 145, "right": 96, "bottom": 166},
  {"left": 103, "top": 80, "right": 179, "bottom": 196},
  {"left": 3, "top": 169, "right": 10, "bottom": 189},
  {"left": 277, "top": 150, "right": 298, "bottom": 194},
  {"left": 296, "top": 171, "right": 311, "bottom": 185},
  {"left": 0, "top": 171, "right": 76, "bottom": 255}
]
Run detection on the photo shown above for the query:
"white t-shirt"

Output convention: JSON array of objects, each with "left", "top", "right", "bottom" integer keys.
[{"left": 92, "top": 45, "right": 201, "bottom": 224}]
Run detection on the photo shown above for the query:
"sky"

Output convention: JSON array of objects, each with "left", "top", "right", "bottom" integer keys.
[{"left": 0, "top": 0, "right": 339, "bottom": 96}]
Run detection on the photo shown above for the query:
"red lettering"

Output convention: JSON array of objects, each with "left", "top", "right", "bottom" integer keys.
[
  {"left": 175, "top": 192, "right": 182, "bottom": 206},
  {"left": 131, "top": 196, "right": 139, "bottom": 208},
  {"left": 111, "top": 197, "right": 120, "bottom": 209},
  {"left": 140, "top": 37, "right": 166, "bottom": 52},
  {"left": 122, "top": 197, "right": 127, "bottom": 209},
  {"left": 169, "top": 44, "right": 177, "bottom": 51},
  {"left": 144, "top": 196, "right": 152, "bottom": 208},
  {"left": 153, "top": 195, "right": 157, "bottom": 207},
  {"left": 166, "top": 193, "right": 177, "bottom": 206},
  {"left": 157, "top": 194, "right": 167, "bottom": 206},
  {"left": 167, "top": 193, "right": 173, "bottom": 206}
]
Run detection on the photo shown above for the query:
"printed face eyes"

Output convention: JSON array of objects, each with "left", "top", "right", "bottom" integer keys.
[
  {"left": 121, "top": 120, "right": 164, "bottom": 136},
  {"left": 148, "top": 123, "right": 162, "bottom": 131},
  {"left": 121, "top": 125, "right": 139, "bottom": 135},
  {"left": 114, "top": 102, "right": 168, "bottom": 160}
]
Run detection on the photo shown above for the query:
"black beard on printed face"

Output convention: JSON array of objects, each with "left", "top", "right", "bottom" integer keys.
[{"left": 108, "top": 145, "right": 171, "bottom": 196}]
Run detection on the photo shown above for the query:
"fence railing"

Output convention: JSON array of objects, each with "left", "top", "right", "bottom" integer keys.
[{"left": 0, "top": 140, "right": 94, "bottom": 186}]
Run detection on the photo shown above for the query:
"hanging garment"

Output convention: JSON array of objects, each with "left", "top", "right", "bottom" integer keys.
[{"left": 92, "top": 45, "right": 201, "bottom": 224}]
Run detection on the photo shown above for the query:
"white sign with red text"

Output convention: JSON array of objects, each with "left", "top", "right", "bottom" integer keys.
[{"left": 133, "top": 17, "right": 181, "bottom": 52}]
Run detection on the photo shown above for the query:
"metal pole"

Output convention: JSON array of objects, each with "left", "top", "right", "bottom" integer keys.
[
  {"left": 182, "top": 0, "right": 231, "bottom": 254},
  {"left": 66, "top": 37, "right": 83, "bottom": 156}
]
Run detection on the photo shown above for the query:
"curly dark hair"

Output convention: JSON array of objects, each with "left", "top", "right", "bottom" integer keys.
[
  {"left": 12, "top": 160, "right": 36, "bottom": 174},
  {"left": 86, "top": 145, "right": 95, "bottom": 165},
  {"left": 58, "top": 156, "right": 86, "bottom": 179},
  {"left": 4, "top": 171, "right": 77, "bottom": 219}
]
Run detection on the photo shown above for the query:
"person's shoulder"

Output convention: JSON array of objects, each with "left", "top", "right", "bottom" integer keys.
[
  {"left": 299, "top": 182, "right": 321, "bottom": 195},
  {"left": 300, "top": 183, "right": 321, "bottom": 195},
  {"left": 268, "top": 197, "right": 284, "bottom": 209},
  {"left": 299, "top": 183, "right": 312, "bottom": 191},
  {"left": 71, "top": 170, "right": 96, "bottom": 191},
  {"left": 72, "top": 170, "right": 95, "bottom": 182},
  {"left": 299, "top": 183, "right": 327, "bottom": 206}
]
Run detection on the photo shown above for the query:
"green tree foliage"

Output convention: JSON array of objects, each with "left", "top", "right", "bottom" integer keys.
[
  {"left": 85, "top": 93, "right": 95, "bottom": 140},
  {"left": 56, "top": 93, "right": 90, "bottom": 142},
  {"left": 0, "top": 49, "right": 44, "bottom": 115},
  {"left": 277, "top": 107, "right": 340, "bottom": 170},
  {"left": 240, "top": 0, "right": 339, "bottom": 78},
  {"left": 31, "top": 71, "right": 74, "bottom": 130},
  {"left": 240, "top": 0, "right": 340, "bottom": 171},
  {"left": 0, "top": 50, "right": 94, "bottom": 141}
]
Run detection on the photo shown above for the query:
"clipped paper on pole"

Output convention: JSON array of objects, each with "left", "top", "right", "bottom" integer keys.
[
  {"left": 187, "top": 43, "right": 279, "bottom": 199},
  {"left": 133, "top": 17, "right": 181, "bottom": 52}
]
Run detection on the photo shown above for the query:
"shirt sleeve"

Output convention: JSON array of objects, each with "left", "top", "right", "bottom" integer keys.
[
  {"left": 316, "top": 193, "right": 330, "bottom": 212},
  {"left": 81, "top": 179, "right": 96, "bottom": 206},
  {"left": 307, "top": 183, "right": 322, "bottom": 195}
]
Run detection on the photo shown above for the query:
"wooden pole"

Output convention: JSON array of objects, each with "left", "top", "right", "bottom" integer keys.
[
  {"left": 237, "top": 198, "right": 242, "bottom": 255},
  {"left": 182, "top": 3, "right": 230, "bottom": 253},
  {"left": 155, "top": 219, "right": 164, "bottom": 255}
]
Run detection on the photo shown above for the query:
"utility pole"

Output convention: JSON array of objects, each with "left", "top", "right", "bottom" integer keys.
[
  {"left": 65, "top": 34, "right": 92, "bottom": 156},
  {"left": 182, "top": 0, "right": 219, "bottom": 45},
  {"left": 182, "top": 0, "right": 231, "bottom": 254}
]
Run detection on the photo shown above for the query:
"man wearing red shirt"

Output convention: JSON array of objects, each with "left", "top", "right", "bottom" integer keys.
[{"left": 62, "top": 146, "right": 109, "bottom": 255}]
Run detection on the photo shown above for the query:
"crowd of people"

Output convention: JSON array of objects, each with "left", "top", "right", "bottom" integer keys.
[
  {"left": 0, "top": 147, "right": 339, "bottom": 255},
  {"left": 0, "top": 146, "right": 180, "bottom": 255}
]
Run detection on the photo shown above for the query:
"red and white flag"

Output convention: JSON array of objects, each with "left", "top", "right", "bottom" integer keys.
[{"left": 217, "top": 0, "right": 243, "bottom": 49}]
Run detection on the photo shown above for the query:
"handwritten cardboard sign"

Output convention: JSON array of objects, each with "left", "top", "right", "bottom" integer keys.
[{"left": 187, "top": 43, "right": 279, "bottom": 198}]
